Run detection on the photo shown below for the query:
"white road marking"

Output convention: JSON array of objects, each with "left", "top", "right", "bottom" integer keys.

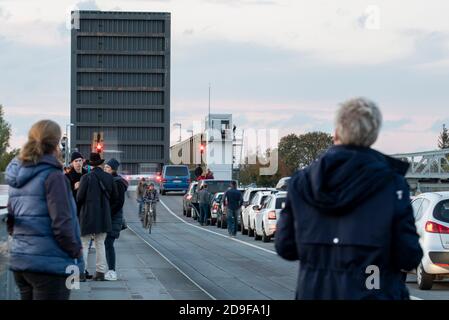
[
  {"left": 159, "top": 197, "right": 428, "bottom": 301},
  {"left": 127, "top": 224, "right": 217, "bottom": 300},
  {"left": 160, "top": 199, "right": 277, "bottom": 255}
]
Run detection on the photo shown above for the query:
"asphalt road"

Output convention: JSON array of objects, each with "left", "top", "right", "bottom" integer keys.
[{"left": 125, "top": 192, "right": 449, "bottom": 300}]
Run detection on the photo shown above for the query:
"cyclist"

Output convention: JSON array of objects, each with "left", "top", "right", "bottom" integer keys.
[{"left": 142, "top": 182, "right": 160, "bottom": 223}]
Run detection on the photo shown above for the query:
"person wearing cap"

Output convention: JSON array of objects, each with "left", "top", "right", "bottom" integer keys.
[
  {"left": 77, "top": 153, "right": 119, "bottom": 281},
  {"left": 103, "top": 158, "right": 129, "bottom": 281},
  {"left": 65, "top": 151, "right": 87, "bottom": 209}
]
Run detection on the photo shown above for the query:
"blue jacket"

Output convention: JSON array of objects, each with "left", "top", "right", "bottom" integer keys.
[
  {"left": 6, "top": 155, "right": 84, "bottom": 276},
  {"left": 275, "top": 145, "right": 423, "bottom": 300}
]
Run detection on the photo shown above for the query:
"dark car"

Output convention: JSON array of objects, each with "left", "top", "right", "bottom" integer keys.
[
  {"left": 191, "top": 179, "right": 237, "bottom": 221},
  {"left": 183, "top": 181, "right": 198, "bottom": 217}
]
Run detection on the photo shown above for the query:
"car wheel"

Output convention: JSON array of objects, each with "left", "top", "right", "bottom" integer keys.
[
  {"left": 254, "top": 228, "right": 262, "bottom": 241},
  {"left": 262, "top": 224, "right": 271, "bottom": 242},
  {"left": 241, "top": 215, "right": 248, "bottom": 235},
  {"left": 221, "top": 216, "right": 226, "bottom": 229},
  {"left": 417, "top": 263, "right": 434, "bottom": 290},
  {"left": 217, "top": 216, "right": 221, "bottom": 228},
  {"left": 248, "top": 218, "right": 254, "bottom": 237}
]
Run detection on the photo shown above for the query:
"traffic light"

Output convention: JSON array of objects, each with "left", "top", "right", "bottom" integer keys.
[
  {"left": 92, "top": 132, "right": 104, "bottom": 156},
  {"left": 95, "top": 142, "right": 103, "bottom": 154},
  {"left": 199, "top": 144, "right": 205, "bottom": 153}
]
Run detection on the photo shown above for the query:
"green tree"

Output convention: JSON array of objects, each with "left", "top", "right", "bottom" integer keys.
[
  {"left": 278, "top": 131, "right": 333, "bottom": 175},
  {"left": 438, "top": 124, "right": 449, "bottom": 149},
  {"left": 0, "top": 104, "right": 11, "bottom": 156},
  {"left": 0, "top": 104, "right": 18, "bottom": 172},
  {"left": 0, "top": 148, "right": 19, "bottom": 172}
]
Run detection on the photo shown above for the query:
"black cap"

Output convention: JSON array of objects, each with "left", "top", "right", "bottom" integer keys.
[
  {"left": 70, "top": 151, "right": 84, "bottom": 163},
  {"left": 105, "top": 158, "right": 120, "bottom": 171},
  {"left": 86, "top": 153, "right": 104, "bottom": 166}
]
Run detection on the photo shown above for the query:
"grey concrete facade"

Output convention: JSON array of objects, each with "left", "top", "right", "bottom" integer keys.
[{"left": 71, "top": 11, "right": 170, "bottom": 174}]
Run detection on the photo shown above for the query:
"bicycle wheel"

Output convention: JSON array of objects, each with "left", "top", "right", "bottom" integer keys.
[
  {"left": 148, "top": 204, "right": 153, "bottom": 234},
  {"left": 143, "top": 204, "right": 150, "bottom": 229}
]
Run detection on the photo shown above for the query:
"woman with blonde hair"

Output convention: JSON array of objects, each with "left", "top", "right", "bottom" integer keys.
[{"left": 6, "top": 119, "right": 84, "bottom": 300}]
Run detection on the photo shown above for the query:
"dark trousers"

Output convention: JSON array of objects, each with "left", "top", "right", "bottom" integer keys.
[
  {"left": 227, "top": 208, "right": 239, "bottom": 236},
  {"left": 13, "top": 271, "right": 70, "bottom": 300},
  {"left": 199, "top": 203, "right": 209, "bottom": 225},
  {"left": 105, "top": 234, "right": 116, "bottom": 271}
]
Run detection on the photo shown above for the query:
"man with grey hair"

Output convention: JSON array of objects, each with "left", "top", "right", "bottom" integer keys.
[{"left": 275, "top": 97, "right": 423, "bottom": 300}]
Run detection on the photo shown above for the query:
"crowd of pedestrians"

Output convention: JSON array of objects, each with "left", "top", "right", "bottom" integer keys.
[{"left": 5, "top": 120, "right": 129, "bottom": 299}]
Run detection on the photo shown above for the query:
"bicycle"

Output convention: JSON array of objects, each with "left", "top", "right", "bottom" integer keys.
[{"left": 142, "top": 200, "right": 157, "bottom": 234}]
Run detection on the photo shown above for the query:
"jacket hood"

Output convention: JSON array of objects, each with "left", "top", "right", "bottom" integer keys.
[
  {"left": 300, "top": 145, "right": 409, "bottom": 215},
  {"left": 6, "top": 155, "right": 63, "bottom": 189}
]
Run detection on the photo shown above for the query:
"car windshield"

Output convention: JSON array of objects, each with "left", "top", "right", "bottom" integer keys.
[
  {"left": 165, "top": 166, "right": 189, "bottom": 176},
  {"left": 276, "top": 197, "right": 286, "bottom": 209},
  {"left": 433, "top": 199, "right": 449, "bottom": 223},
  {"left": 203, "top": 181, "right": 234, "bottom": 194}
]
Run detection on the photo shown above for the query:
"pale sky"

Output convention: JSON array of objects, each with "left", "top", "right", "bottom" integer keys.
[{"left": 1, "top": 0, "right": 449, "bottom": 154}]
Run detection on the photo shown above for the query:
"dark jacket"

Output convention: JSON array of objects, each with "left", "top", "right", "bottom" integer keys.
[
  {"left": 275, "top": 145, "right": 423, "bottom": 300},
  {"left": 76, "top": 167, "right": 119, "bottom": 236},
  {"left": 109, "top": 173, "right": 129, "bottom": 239},
  {"left": 224, "top": 188, "right": 243, "bottom": 211},
  {"left": 6, "top": 155, "right": 84, "bottom": 276},
  {"left": 194, "top": 166, "right": 203, "bottom": 178},
  {"left": 143, "top": 188, "right": 159, "bottom": 203},
  {"left": 65, "top": 167, "right": 87, "bottom": 214}
]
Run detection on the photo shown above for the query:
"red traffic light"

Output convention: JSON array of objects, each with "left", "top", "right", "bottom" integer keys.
[
  {"left": 199, "top": 144, "right": 205, "bottom": 153},
  {"left": 96, "top": 143, "right": 103, "bottom": 153}
]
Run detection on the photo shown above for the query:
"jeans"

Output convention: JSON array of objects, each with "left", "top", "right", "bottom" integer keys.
[
  {"left": 137, "top": 198, "right": 143, "bottom": 216},
  {"left": 13, "top": 271, "right": 70, "bottom": 300},
  {"left": 105, "top": 234, "right": 116, "bottom": 271},
  {"left": 227, "top": 208, "right": 240, "bottom": 236},
  {"left": 199, "top": 203, "right": 209, "bottom": 225},
  {"left": 81, "top": 233, "right": 107, "bottom": 274}
]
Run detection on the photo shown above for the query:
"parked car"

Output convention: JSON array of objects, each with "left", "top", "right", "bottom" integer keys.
[
  {"left": 254, "top": 192, "right": 287, "bottom": 242},
  {"left": 275, "top": 177, "right": 291, "bottom": 191},
  {"left": 191, "top": 179, "right": 237, "bottom": 221},
  {"left": 242, "top": 191, "right": 275, "bottom": 237},
  {"left": 183, "top": 181, "right": 198, "bottom": 217},
  {"left": 159, "top": 165, "right": 191, "bottom": 195},
  {"left": 241, "top": 187, "right": 276, "bottom": 209},
  {"left": 209, "top": 192, "right": 224, "bottom": 226},
  {"left": 411, "top": 192, "right": 449, "bottom": 290}
]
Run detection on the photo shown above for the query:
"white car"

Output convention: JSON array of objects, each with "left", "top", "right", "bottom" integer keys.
[
  {"left": 245, "top": 191, "right": 274, "bottom": 237},
  {"left": 254, "top": 192, "right": 286, "bottom": 242},
  {"left": 240, "top": 187, "right": 276, "bottom": 235},
  {"left": 411, "top": 192, "right": 449, "bottom": 290}
]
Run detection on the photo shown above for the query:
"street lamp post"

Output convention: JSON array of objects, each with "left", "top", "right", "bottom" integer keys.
[
  {"left": 65, "top": 123, "right": 74, "bottom": 166},
  {"left": 173, "top": 123, "right": 182, "bottom": 143},
  {"left": 187, "top": 129, "right": 194, "bottom": 165}
]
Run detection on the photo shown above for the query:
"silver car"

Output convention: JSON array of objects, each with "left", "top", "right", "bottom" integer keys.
[
  {"left": 254, "top": 192, "right": 287, "bottom": 242},
  {"left": 411, "top": 192, "right": 449, "bottom": 290}
]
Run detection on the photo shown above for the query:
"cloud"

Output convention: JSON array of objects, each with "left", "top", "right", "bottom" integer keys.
[{"left": 74, "top": 0, "right": 100, "bottom": 11}]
